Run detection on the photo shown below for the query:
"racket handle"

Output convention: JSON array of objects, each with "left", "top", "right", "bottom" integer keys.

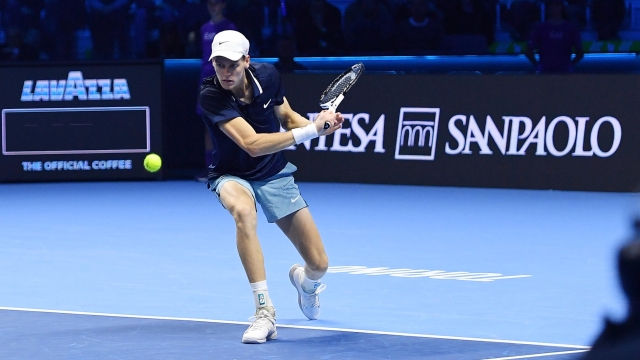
[
  {"left": 323, "top": 94, "right": 345, "bottom": 130},
  {"left": 330, "top": 94, "right": 344, "bottom": 112}
]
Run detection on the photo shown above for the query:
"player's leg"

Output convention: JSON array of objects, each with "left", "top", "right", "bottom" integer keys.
[
  {"left": 276, "top": 208, "right": 329, "bottom": 320},
  {"left": 276, "top": 208, "right": 329, "bottom": 280},
  {"left": 251, "top": 162, "right": 329, "bottom": 320},
  {"left": 218, "top": 180, "right": 266, "bottom": 283},
  {"left": 213, "top": 178, "right": 276, "bottom": 343}
]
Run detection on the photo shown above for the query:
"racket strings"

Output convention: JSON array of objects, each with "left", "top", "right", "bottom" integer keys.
[
  {"left": 321, "top": 73, "right": 358, "bottom": 102},
  {"left": 319, "top": 63, "right": 364, "bottom": 107}
]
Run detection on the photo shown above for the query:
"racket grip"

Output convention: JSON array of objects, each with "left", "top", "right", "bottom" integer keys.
[{"left": 324, "top": 122, "right": 331, "bottom": 130}]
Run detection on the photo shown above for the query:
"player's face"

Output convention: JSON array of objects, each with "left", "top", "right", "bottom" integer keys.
[{"left": 213, "top": 56, "right": 249, "bottom": 91}]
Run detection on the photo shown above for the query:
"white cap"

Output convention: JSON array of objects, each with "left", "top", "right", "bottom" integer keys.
[{"left": 209, "top": 30, "right": 250, "bottom": 61}]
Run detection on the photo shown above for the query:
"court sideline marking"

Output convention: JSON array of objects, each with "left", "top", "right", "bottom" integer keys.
[
  {"left": 482, "top": 349, "right": 589, "bottom": 359},
  {"left": 0, "top": 306, "right": 590, "bottom": 351}
]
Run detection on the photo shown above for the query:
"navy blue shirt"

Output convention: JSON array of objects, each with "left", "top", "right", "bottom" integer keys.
[{"left": 198, "top": 62, "right": 287, "bottom": 181}]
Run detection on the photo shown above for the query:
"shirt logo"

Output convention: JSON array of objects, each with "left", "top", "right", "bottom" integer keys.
[
  {"left": 290, "top": 195, "right": 300, "bottom": 202},
  {"left": 263, "top": 99, "right": 272, "bottom": 108}
]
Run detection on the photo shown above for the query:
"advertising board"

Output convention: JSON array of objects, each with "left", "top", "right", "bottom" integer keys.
[
  {"left": 0, "top": 63, "right": 163, "bottom": 182},
  {"left": 281, "top": 73, "right": 639, "bottom": 192}
]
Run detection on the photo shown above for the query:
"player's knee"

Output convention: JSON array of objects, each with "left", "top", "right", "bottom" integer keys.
[
  {"left": 229, "top": 203, "right": 256, "bottom": 227},
  {"left": 308, "top": 254, "right": 329, "bottom": 274}
]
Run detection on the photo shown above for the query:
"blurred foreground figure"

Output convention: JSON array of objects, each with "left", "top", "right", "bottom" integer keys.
[{"left": 583, "top": 238, "right": 640, "bottom": 359}]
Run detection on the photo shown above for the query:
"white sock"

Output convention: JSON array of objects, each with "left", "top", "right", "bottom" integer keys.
[
  {"left": 301, "top": 272, "right": 322, "bottom": 294},
  {"left": 250, "top": 280, "right": 274, "bottom": 309}
]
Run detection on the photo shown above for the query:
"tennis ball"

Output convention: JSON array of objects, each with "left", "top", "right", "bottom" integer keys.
[{"left": 144, "top": 153, "right": 162, "bottom": 172}]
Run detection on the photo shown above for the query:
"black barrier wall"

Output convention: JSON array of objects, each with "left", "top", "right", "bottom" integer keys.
[
  {"left": 0, "top": 62, "right": 164, "bottom": 182},
  {"left": 279, "top": 73, "right": 640, "bottom": 192},
  {"left": 2, "top": 59, "right": 638, "bottom": 192}
]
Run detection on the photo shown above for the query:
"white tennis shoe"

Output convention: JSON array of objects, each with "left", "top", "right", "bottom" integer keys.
[
  {"left": 241, "top": 307, "right": 277, "bottom": 344},
  {"left": 289, "top": 264, "right": 326, "bottom": 320}
]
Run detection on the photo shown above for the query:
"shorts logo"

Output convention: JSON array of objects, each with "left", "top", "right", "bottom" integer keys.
[
  {"left": 394, "top": 107, "right": 440, "bottom": 161},
  {"left": 258, "top": 293, "right": 265, "bottom": 305}
]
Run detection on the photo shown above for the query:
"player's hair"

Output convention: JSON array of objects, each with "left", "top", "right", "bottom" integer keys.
[{"left": 618, "top": 240, "right": 640, "bottom": 304}]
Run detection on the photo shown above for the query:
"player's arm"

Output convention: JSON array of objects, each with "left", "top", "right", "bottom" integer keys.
[
  {"left": 218, "top": 117, "right": 295, "bottom": 157},
  {"left": 276, "top": 97, "right": 317, "bottom": 131},
  {"left": 217, "top": 109, "right": 340, "bottom": 157},
  {"left": 275, "top": 97, "right": 344, "bottom": 133}
]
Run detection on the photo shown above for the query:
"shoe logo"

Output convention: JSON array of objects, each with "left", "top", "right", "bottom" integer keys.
[
  {"left": 258, "top": 293, "right": 265, "bottom": 305},
  {"left": 263, "top": 99, "right": 271, "bottom": 108},
  {"left": 290, "top": 195, "right": 300, "bottom": 202}
]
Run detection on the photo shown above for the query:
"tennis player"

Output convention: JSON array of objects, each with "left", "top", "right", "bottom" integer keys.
[{"left": 197, "top": 30, "right": 344, "bottom": 344}]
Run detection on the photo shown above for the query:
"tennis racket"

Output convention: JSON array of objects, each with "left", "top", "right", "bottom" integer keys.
[{"left": 319, "top": 62, "right": 365, "bottom": 129}]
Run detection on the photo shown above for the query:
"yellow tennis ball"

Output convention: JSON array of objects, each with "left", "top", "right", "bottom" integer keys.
[{"left": 144, "top": 153, "right": 162, "bottom": 172}]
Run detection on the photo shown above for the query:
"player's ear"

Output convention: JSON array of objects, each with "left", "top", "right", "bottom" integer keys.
[{"left": 244, "top": 55, "right": 251, "bottom": 68}]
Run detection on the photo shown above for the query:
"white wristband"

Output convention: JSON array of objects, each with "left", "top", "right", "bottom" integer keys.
[{"left": 291, "top": 124, "right": 318, "bottom": 144}]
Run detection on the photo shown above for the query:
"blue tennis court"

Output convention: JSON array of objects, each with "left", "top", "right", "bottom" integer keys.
[{"left": 0, "top": 180, "right": 633, "bottom": 359}]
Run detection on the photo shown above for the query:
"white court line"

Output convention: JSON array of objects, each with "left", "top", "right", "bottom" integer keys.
[
  {"left": 0, "top": 306, "right": 590, "bottom": 350},
  {"left": 482, "top": 349, "right": 590, "bottom": 360}
]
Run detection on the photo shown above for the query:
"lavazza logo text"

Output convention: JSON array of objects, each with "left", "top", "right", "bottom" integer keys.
[
  {"left": 396, "top": 107, "right": 621, "bottom": 160},
  {"left": 20, "top": 71, "right": 131, "bottom": 101}
]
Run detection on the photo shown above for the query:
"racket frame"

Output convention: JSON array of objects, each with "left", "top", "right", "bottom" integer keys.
[{"left": 319, "top": 63, "right": 364, "bottom": 129}]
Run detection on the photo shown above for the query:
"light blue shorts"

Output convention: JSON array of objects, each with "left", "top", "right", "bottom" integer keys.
[{"left": 207, "top": 163, "right": 308, "bottom": 223}]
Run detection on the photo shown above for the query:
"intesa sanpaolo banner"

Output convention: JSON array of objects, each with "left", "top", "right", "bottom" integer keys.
[{"left": 280, "top": 72, "right": 640, "bottom": 192}]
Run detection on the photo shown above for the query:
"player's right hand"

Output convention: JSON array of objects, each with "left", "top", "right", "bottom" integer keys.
[{"left": 314, "top": 110, "right": 344, "bottom": 136}]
